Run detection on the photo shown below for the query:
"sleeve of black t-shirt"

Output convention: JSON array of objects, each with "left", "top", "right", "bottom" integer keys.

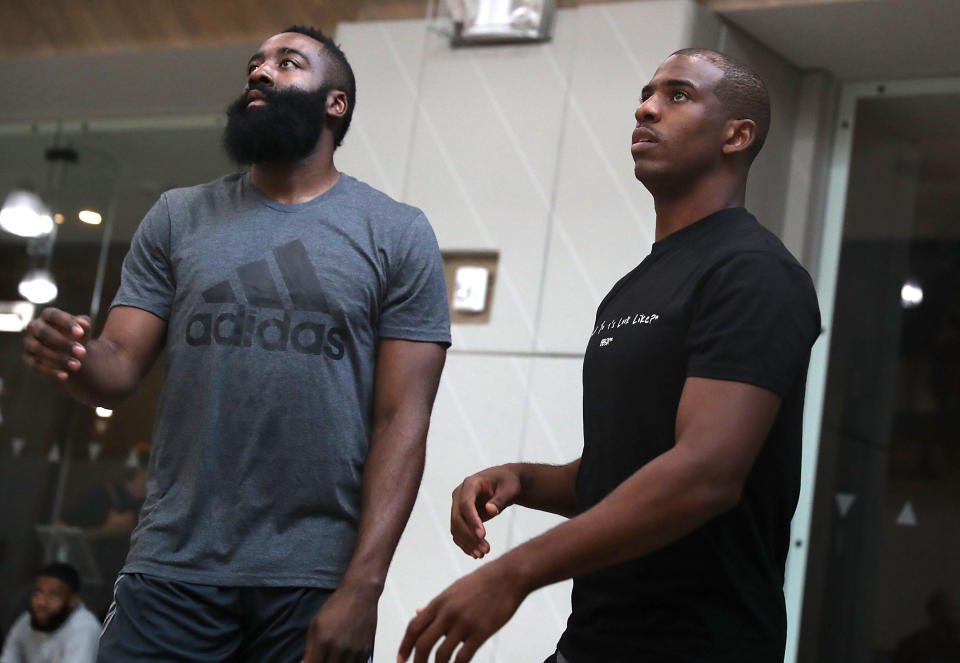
[{"left": 685, "top": 250, "right": 821, "bottom": 397}]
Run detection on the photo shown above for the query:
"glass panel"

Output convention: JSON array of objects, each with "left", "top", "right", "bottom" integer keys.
[
  {"left": 0, "top": 123, "right": 232, "bottom": 625},
  {"left": 800, "top": 93, "right": 960, "bottom": 663}
]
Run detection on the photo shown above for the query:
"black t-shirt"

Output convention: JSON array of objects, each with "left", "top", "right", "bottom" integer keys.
[{"left": 557, "top": 207, "right": 821, "bottom": 662}]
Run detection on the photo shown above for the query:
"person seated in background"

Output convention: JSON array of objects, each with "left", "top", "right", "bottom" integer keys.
[
  {"left": 60, "top": 443, "right": 150, "bottom": 619},
  {"left": 0, "top": 562, "right": 100, "bottom": 663},
  {"left": 892, "top": 590, "right": 960, "bottom": 663},
  {"left": 67, "top": 444, "right": 149, "bottom": 542}
]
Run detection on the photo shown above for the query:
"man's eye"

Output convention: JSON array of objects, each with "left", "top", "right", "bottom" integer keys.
[
  {"left": 247, "top": 64, "right": 259, "bottom": 74},
  {"left": 280, "top": 59, "right": 298, "bottom": 68},
  {"left": 673, "top": 91, "right": 689, "bottom": 101}
]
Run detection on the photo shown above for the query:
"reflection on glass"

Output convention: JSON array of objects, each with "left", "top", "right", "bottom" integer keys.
[
  {"left": 800, "top": 94, "right": 960, "bottom": 663},
  {"left": 0, "top": 122, "right": 232, "bottom": 626}
]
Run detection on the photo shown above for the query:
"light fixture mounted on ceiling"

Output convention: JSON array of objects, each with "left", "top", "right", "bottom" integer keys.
[
  {"left": 447, "top": 0, "right": 556, "bottom": 45},
  {"left": 3, "top": 141, "right": 78, "bottom": 309},
  {"left": 0, "top": 301, "right": 36, "bottom": 333},
  {"left": 18, "top": 268, "right": 59, "bottom": 305},
  {"left": 0, "top": 190, "right": 54, "bottom": 238},
  {"left": 78, "top": 209, "right": 102, "bottom": 225}
]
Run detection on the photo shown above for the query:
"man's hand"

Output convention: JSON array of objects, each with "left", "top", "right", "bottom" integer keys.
[
  {"left": 23, "top": 308, "right": 91, "bottom": 380},
  {"left": 450, "top": 465, "right": 522, "bottom": 559},
  {"left": 302, "top": 583, "right": 378, "bottom": 663},
  {"left": 397, "top": 561, "right": 525, "bottom": 663}
]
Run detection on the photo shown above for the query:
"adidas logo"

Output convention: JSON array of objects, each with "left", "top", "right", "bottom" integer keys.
[{"left": 185, "top": 239, "right": 348, "bottom": 359}]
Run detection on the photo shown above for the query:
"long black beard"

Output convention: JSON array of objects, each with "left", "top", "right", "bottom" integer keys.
[
  {"left": 223, "top": 84, "right": 330, "bottom": 165},
  {"left": 29, "top": 603, "right": 73, "bottom": 633}
]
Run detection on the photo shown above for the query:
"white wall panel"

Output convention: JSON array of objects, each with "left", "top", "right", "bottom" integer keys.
[
  {"left": 377, "top": 354, "right": 532, "bottom": 663},
  {"left": 496, "top": 357, "right": 584, "bottom": 661},
  {"left": 536, "top": 1, "right": 720, "bottom": 354},
  {"left": 402, "top": 18, "right": 575, "bottom": 353},
  {"left": 335, "top": 20, "right": 427, "bottom": 200},
  {"left": 719, "top": 23, "right": 802, "bottom": 239}
]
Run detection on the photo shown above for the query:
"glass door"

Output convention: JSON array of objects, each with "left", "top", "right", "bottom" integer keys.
[{"left": 798, "top": 83, "right": 960, "bottom": 663}]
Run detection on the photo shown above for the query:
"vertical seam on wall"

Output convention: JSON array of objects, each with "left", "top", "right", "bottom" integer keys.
[
  {"left": 494, "top": 10, "right": 583, "bottom": 661},
  {"left": 516, "top": 9, "right": 580, "bottom": 477},
  {"left": 529, "top": 12, "right": 579, "bottom": 357},
  {"left": 504, "top": 0, "right": 580, "bottom": 561},
  {"left": 399, "top": 1, "right": 437, "bottom": 204}
]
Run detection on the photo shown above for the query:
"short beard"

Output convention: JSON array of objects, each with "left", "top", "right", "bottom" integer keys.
[
  {"left": 223, "top": 84, "right": 330, "bottom": 166},
  {"left": 29, "top": 604, "right": 73, "bottom": 633}
]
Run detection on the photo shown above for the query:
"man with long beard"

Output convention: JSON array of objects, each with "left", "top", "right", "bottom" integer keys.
[
  {"left": 22, "top": 26, "right": 450, "bottom": 663},
  {"left": 1, "top": 563, "right": 100, "bottom": 663}
]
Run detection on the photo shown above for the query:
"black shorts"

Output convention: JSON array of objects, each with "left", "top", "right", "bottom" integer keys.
[{"left": 98, "top": 573, "right": 343, "bottom": 663}]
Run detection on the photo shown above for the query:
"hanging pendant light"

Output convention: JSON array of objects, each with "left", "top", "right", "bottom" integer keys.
[
  {"left": 18, "top": 268, "right": 58, "bottom": 304},
  {"left": 0, "top": 190, "right": 54, "bottom": 238}
]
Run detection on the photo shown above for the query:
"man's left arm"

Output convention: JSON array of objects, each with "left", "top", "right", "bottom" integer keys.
[
  {"left": 398, "top": 377, "right": 780, "bottom": 663},
  {"left": 304, "top": 338, "right": 446, "bottom": 663}
]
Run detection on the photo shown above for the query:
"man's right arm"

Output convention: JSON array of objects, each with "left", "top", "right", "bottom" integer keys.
[
  {"left": 23, "top": 305, "right": 167, "bottom": 409},
  {"left": 450, "top": 459, "right": 580, "bottom": 558}
]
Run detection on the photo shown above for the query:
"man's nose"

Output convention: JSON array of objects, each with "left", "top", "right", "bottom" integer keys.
[
  {"left": 635, "top": 97, "right": 659, "bottom": 123},
  {"left": 248, "top": 63, "right": 275, "bottom": 88}
]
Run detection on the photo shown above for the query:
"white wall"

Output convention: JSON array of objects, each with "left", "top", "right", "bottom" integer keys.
[{"left": 335, "top": 2, "right": 807, "bottom": 661}]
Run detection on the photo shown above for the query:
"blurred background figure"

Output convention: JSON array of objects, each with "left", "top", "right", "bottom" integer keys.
[
  {"left": 60, "top": 442, "right": 150, "bottom": 618},
  {"left": 891, "top": 591, "right": 960, "bottom": 663},
  {"left": 0, "top": 562, "right": 99, "bottom": 663}
]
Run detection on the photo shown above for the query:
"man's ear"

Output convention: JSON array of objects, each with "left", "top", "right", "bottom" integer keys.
[
  {"left": 721, "top": 118, "right": 757, "bottom": 156},
  {"left": 68, "top": 594, "right": 80, "bottom": 609},
  {"left": 326, "top": 90, "right": 348, "bottom": 119}
]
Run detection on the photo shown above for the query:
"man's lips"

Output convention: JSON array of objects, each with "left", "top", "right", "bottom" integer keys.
[
  {"left": 632, "top": 126, "right": 659, "bottom": 143},
  {"left": 631, "top": 126, "right": 660, "bottom": 154},
  {"left": 246, "top": 90, "right": 268, "bottom": 106}
]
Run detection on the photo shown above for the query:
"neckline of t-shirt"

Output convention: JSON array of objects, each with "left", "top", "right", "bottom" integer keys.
[
  {"left": 650, "top": 206, "right": 749, "bottom": 254},
  {"left": 242, "top": 171, "right": 350, "bottom": 212}
]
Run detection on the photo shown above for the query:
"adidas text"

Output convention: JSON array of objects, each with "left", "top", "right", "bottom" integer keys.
[{"left": 186, "top": 307, "right": 346, "bottom": 359}]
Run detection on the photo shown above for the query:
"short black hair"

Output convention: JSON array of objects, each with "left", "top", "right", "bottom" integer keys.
[
  {"left": 672, "top": 48, "right": 770, "bottom": 161},
  {"left": 37, "top": 562, "right": 81, "bottom": 594},
  {"left": 282, "top": 25, "right": 356, "bottom": 148}
]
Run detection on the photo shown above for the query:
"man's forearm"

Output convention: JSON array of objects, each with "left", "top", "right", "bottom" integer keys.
[
  {"left": 338, "top": 413, "right": 428, "bottom": 594},
  {"left": 512, "top": 460, "right": 580, "bottom": 518},
  {"left": 63, "top": 337, "right": 145, "bottom": 408},
  {"left": 498, "top": 444, "right": 737, "bottom": 595}
]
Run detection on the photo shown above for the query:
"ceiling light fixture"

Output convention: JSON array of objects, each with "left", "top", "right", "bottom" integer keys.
[
  {"left": 0, "top": 190, "right": 54, "bottom": 238},
  {"left": 18, "top": 268, "right": 58, "bottom": 304},
  {"left": 900, "top": 281, "right": 923, "bottom": 308},
  {"left": 0, "top": 301, "right": 36, "bottom": 333},
  {"left": 78, "top": 209, "right": 102, "bottom": 225},
  {"left": 449, "top": 0, "right": 555, "bottom": 45}
]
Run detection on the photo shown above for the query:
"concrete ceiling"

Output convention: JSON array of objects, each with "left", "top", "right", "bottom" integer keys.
[
  {"left": 0, "top": 0, "right": 427, "bottom": 58},
  {"left": 704, "top": 0, "right": 960, "bottom": 80},
  {"left": 2, "top": 0, "right": 957, "bottom": 81},
  {"left": 0, "top": 0, "right": 622, "bottom": 58}
]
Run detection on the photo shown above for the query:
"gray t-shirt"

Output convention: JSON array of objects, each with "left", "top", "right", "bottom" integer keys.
[{"left": 112, "top": 172, "right": 450, "bottom": 588}]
